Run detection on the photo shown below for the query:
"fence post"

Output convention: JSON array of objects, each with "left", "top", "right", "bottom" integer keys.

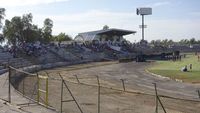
[
  {"left": 22, "top": 78, "right": 25, "bottom": 97},
  {"left": 197, "top": 90, "right": 200, "bottom": 99},
  {"left": 37, "top": 73, "right": 40, "bottom": 104},
  {"left": 153, "top": 83, "right": 167, "bottom": 113},
  {"left": 157, "top": 95, "right": 167, "bottom": 113},
  {"left": 96, "top": 75, "right": 100, "bottom": 113},
  {"left": 21, "top": 59, "right": 23, "bottom": 68},
  {"left": 120, "top": 79, "right": 126, "bottom": 91},
  {"left": 74, "top": 75, "right": 80, "bottom": 84},
  {"left": 45, "top": 71, "right": 49, "bottom": 77},
  {"left": 59, "top": 73, "right": 83, "bottom": 113},
  {"left": 46, "top": 77, "right": 49, "bottom": 106},
  {"left": 60, "top": 79, "right": 64, "bottom": 113},
  {"left": 153, "top": 83, "right": 158, "bottom": 113},
  {"left": 8, "top": 67, "right": 11, "bottom": 103}
]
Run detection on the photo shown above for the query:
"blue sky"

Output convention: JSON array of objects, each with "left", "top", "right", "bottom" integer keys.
[{"left": 1, "top": 0, "right": 200, "bottom": 42}]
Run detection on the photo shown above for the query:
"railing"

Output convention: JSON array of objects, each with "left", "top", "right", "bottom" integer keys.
[{"left": 5, "top": 66, "right": 200, "bottom": 113}]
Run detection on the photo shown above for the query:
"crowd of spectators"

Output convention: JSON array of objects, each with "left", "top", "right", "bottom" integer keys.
[
  {"left": 1, "top": 40, "right": 136, "bottom": 60},
  {"left": 80, "top": 40, "right": 135, "bottom": 54},
  {"left": 6, "top": 42, "right": 48, "bottom": 57},
  {"left": 82, "top": 42, "right": 107, "bottom": 52}
]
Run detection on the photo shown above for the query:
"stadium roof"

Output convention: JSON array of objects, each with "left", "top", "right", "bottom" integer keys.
[{"left": 79, "top": 28, "right": 136, "bottom": 36}]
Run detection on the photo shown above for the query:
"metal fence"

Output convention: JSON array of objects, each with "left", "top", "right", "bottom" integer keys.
[{"left": 6, "top": 66, "right": 200, "bottom": 113}]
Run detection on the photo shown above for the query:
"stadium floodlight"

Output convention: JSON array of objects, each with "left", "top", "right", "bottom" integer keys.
[
  {"left": 136, "top": 7, "right": 152, "bottom": 15},
  {"left": 136, "top": 7, "right": 152, "bottom": 41}
]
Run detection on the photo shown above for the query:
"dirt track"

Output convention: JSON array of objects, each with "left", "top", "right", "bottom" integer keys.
[{"left": 34, "top": 61, "right": 200, "bottom": 113}]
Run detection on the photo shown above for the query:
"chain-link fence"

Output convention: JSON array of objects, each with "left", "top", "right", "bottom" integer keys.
[
  {"left": 9, "top": 67, "right": 38, "bottom": 102},
  {"left": 7, "top": 66, "right": 200, "bottom": 113}
]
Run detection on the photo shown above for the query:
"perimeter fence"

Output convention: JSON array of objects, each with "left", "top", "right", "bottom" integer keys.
[{"left": 5, "top": 66, "right": 200, "bottom": 113}]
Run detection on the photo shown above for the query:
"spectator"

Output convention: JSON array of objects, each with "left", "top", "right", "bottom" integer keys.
[
  {"left": 189, "top": 64, "right": 192, "bottom": 70},
  {"left": 181, "top": 65, "right": 187, "bottom": 72}
]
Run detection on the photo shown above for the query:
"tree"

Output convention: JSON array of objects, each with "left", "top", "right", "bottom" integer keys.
[
  {"left": 189, "top": 38, "right": 196, "bottom": 44},
  {"left": 0, "top": 8, "right": 5, "bottom": 29},
  {"left": 3, "top": 13, "right": 55, "bottom": 45},
  {"left": 154, "top": 39, "right": 161, "bottom": 46},
  {"left": 21, "top": 13, "right": 33, "bottom": 42},
  {"left": 161, "top": 39, "right": 168, "bottom": 47},
  {"left": 3, "top": 17, "right": 23, "bottom": 45},
  {"left": 179, "top": 39, "right": 190, "bottom": 45},
  {"left": 42, "top": 18, "right": 53, "bottom": 43},
  {"left": 103, "top": 25, "right": 109, "bottom": 30},
  {"left": 168, "top": 39, "right": 174, "bottom": 45},
  {"left": 197, "top": 40, "right": 200, "bottom": 44},
  {"left": 32, "top": 25, "right": 43, "bottom": 42},
  {"left": 56, "top": 32, "right": 72, "bottom": 43},
  {"left": 0, "top": 34, "right": 3, "bottom": 43},
  {"left": 0, "top": 8, "right": 5, "bottom": 43},
  {"left": 3, "top": 13, "right": 43, "bottom": 45},
  {"left": 150, "top": 39, "right": 175, "bottom": 48}
]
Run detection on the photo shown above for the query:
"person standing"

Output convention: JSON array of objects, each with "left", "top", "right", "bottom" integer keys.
[{"left": 189, "top": 64, "right": 192, "bottom": 70}]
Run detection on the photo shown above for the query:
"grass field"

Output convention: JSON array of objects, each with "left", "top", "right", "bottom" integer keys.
[{"left": 148, "top": 53, "right": 200, "bottom": 83}]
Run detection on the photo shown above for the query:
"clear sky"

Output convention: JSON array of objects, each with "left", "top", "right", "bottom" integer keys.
[{"left": 1, "top": 0, "right": 200, "bottom": 42}]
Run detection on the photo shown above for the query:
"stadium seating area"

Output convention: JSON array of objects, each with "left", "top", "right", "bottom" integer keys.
[
  {"left": 0, "top": 47, "right": 32, "bottom": 74},
  {"left": 0, "top": 41, "right": 137, "bottom": 72},
  {"left": 1, "top": 40, "right": 199, "bottom": 74}
]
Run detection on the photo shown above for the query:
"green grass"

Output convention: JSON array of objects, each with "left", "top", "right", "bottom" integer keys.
[{"left": 148, "top": 54, "right": 200, "bottom": 83}]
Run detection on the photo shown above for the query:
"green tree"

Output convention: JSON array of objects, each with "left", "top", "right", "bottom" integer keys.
[
  {"left": 42, "top": 18, "right": 53, "bottom": 43},
  {"left": 3, "top": 13, "right": 42, "bottom": 45},
  {"left": 0, "top": 8, "right": 5, "bottom": 29},
  {"left": 197, "top": 40, "right": 200, "bottom": 44},
  {"left": 21, "top": 13, "right": 33, "bottom": 42},
  {"left": 154, "top": 39, "right": 161, "bottom": 46},
  {"left": 3, "top": 17, "right": 23, "bottom": 45},
  {"left": 168, "top": 39, "right": 174, "bottom": 45},
  {"left": 0, "top": 34, "right": 4, "bottom": 43},
  {"left": 161, "top": 39, "right": 168, "bottom": 47},
  {"left": 179, "top": 39, "right": 189, "bottom": 45},
  {"left": 56, "top": 32, "right": 72, "bottom": 43},
  {"left": 189, "top": 38, "right": 196, "bottom": 44},
  {"left": 0, "top": 8, "right": 5, "bottom": 43},
  {"left": 3, "top": 13, "right": 55, "bottom": 45}
]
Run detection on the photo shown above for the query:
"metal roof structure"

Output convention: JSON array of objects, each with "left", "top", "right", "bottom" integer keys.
[
  {"left": 75, "top": 28, "right": 136, "bottom": 42},
  {"left": 79, "top": 28, "right": 136, "bottom": 36}
]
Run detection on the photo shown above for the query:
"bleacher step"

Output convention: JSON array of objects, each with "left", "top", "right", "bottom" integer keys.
[{"left": 0, "top": 68, "right": 8, "bottom": 75}]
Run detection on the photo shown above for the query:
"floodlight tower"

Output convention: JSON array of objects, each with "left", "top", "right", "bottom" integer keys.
[{"left": 136, "top": 7, "right": 152, "bottom": 41}]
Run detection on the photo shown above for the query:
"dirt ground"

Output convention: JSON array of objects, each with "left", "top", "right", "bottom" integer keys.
[{"left": 18, "top": 61, "right": 200, "bottom": 113}]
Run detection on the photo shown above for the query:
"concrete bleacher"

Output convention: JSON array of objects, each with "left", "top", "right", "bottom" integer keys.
[
  {"left": 40, "top": 47, "right": 67, "bottom": 63},
  {"left": 0, "top": 51, "right": 13, "bottom": 60},
  {"left": 0, "top": 42, "right": 137, "bottom": 75},
  {"left": 49, "top": 47, "right": 81, "bottom": 61},
  {"left": 0, "top": 50, "right": 13, "bottom": 66},
  {"left": 0, "top": 50, "right": 33, "bottom": 74},
  {"left": 64, "top": 46, "right": 105, "bottom": 61},
  {"left": 43, "top": 44, "right": 112, "bottom": 63}
]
